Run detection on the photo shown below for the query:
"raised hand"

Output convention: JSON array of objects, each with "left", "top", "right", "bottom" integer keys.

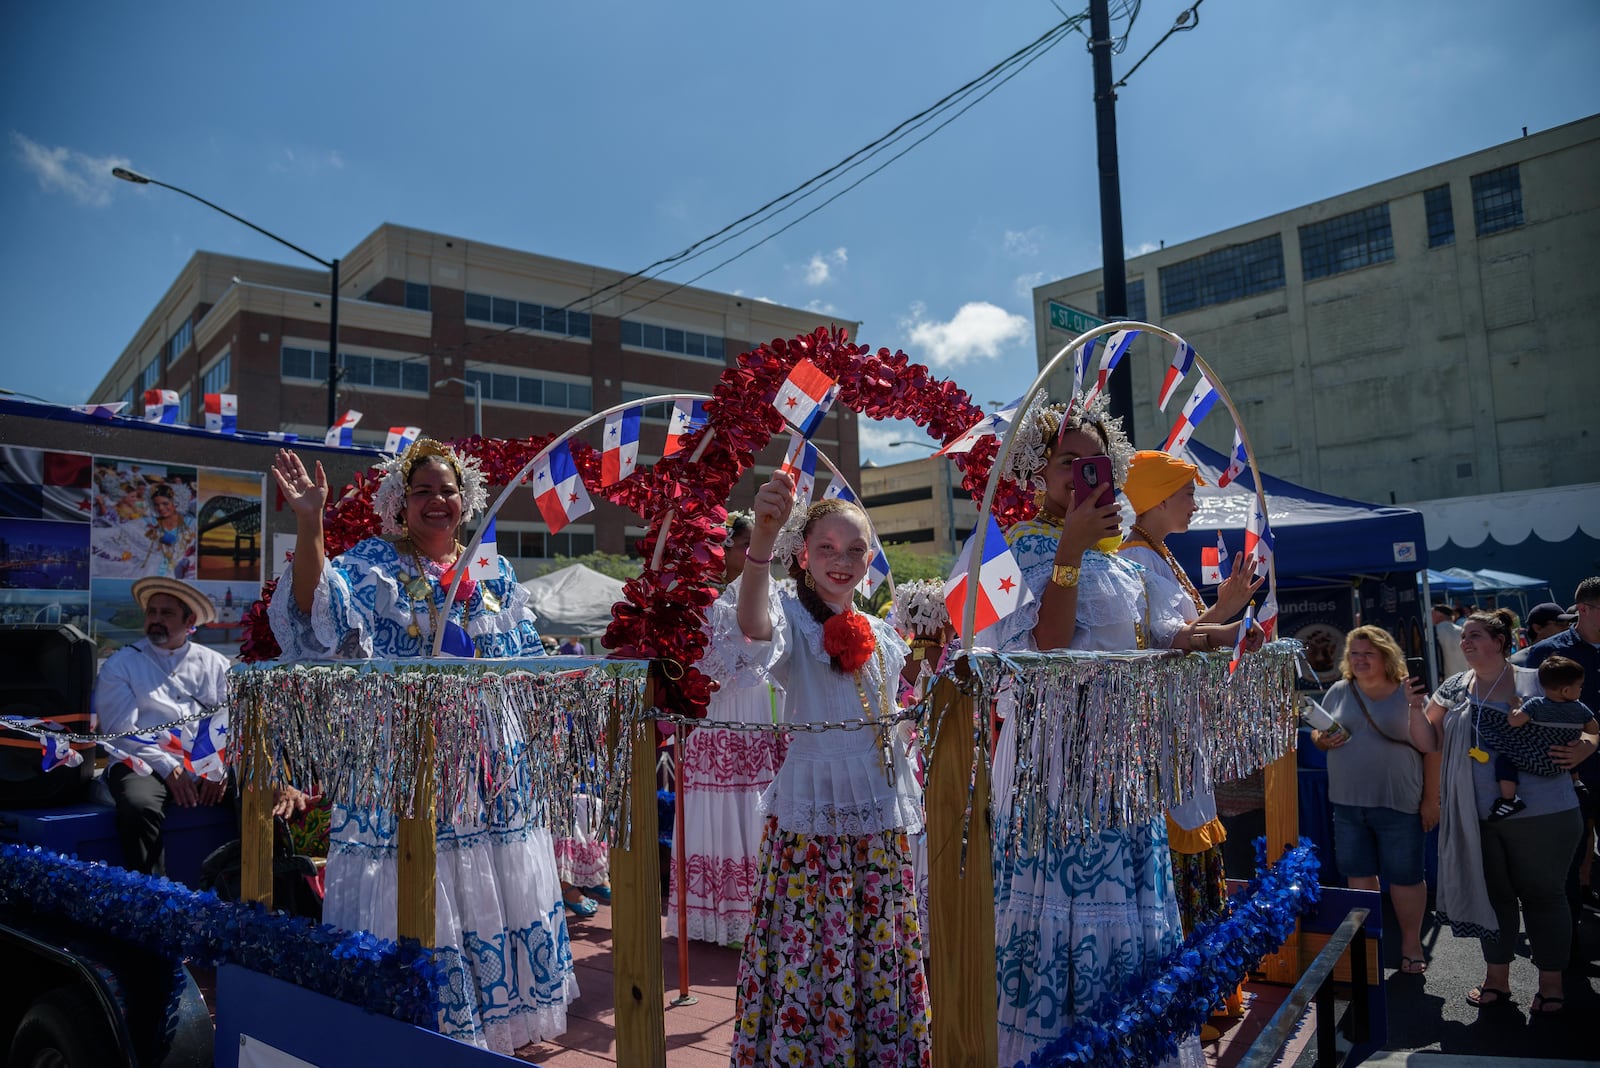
[
  {"left": 271, "top": 449, "right": 328, "bottom": 524},
  {"left": 1216, "top": 553, "right": 1265, "bottom": 617},
  {"left": 1059, "top": 491, "right": 1122, "bottom": 558},
  {"left": 751, "top": 470, "right": 795, "bottom": 539}
]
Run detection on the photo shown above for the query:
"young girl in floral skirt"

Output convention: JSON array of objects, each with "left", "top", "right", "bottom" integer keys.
[{"left": 725, "top": 470, "right": 930, "bottom": 1067}]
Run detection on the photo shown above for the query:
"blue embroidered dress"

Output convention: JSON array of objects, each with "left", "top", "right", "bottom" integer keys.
[
  {"left": 268, "top": 536, "right": 576, "bottom": 1054},
  {"left": 990, "top": 521, "right": 1203, "bottom": 1068}
]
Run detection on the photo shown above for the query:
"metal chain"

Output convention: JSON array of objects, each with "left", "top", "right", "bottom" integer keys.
[
  {"left": 646, "top": 704, "right": 924, "bottom": 734},
  {"left": 2, "top": 707, "right": 220, "bottom": 745}
]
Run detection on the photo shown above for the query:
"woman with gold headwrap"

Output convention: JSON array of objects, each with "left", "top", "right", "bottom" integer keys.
[
  {"left": 1119, "top": 449, "right": 1263, "bottom": 1034},
  {"left": 988, "top": 397, "right": 1263, "bottom": 1067}
]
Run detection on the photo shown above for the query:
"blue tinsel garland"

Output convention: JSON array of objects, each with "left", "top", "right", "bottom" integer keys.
[
  {"left": 1021, "top": 838, "right": 1322, "bottom": 1068},
  {"left": 0, "top": 843, "right": 442, "bottom": 1027}
]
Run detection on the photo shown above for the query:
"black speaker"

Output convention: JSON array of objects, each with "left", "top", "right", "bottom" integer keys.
[{"left": 0, "top": 623, "right": 97, "bottom": 806}]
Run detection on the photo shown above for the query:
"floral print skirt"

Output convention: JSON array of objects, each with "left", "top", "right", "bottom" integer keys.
[{"left": 729, "top": 818, "right": 931, "bottom": 1068}]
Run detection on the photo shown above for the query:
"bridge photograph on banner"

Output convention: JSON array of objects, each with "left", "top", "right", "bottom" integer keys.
[{"left": 0, "top": 445, "right": 265, "bottom": 656}]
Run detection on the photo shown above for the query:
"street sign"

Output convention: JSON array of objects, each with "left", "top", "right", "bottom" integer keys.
[{"left": 1046, "top": 301, "right": 1105, "bottom": 335}]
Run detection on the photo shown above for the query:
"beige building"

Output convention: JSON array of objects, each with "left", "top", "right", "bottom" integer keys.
[
  {"left": 1033, "top": 114, "right": 1600, "bottom": 507},
  {"left": 860, "top": 454, "right": 977, "bottom": 558},
  {"left": 88, "top": 224, "right": 859, "bottom": 569}
]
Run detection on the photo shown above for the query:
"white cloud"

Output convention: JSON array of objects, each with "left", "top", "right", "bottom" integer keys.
[
  {"left": 901, "top": 300, "right": 1030, "bottom": 367},
  {"left": 11, "top": 132, "right": 128, "bottom": 207},
  {"left": 1127, "top": 240, "right": 1159, "bottom": 257},
  {"left": 1003, "top": 227, "right": 1042, "bottom": 257},
  {"left": 805, "top": 299, "right": 839, "bottom": 315},
  {"left": 803, "top": 246, "right": 848, "bottom": 286},
  {"left": 855, "top": 417, "right": 939, "bottom": 466},
  {"left": 270, "top": 146, "right": 346, "bottom": 175},
  {"left": 1013, "top": 271, "right": 1050, "bottom": 299}
]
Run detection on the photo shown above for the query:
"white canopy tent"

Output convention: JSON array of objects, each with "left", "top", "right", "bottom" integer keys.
[{"left": 518, "top": 563, "right": 628, "bottom": 637}]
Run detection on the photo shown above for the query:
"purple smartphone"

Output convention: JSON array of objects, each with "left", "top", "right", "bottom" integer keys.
[{"left": 1071, "top": 455, "right": 1115, "bottom": 508}]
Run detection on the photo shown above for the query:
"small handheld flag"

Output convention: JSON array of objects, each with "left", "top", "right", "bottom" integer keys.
[
  {"left": 325, "top": 409, "right": 363, "bottom": 447},
  {"left": 777, "top": 433, "right": 818, "bottom": 509},
  {"left": 772, "top": 358, "right": 840, "bottom": 437},
  {"left": 1244, "top": 500, "right": 1276, "bottom": 578},
  {"left": 1160, "top": 374, "right": 1218, "bottom": 454},
  {"left": 663, "top": 399, "right": 707, "bottom": 458},
  {"left": 935, "top": 396, "right": 1022, "bottom": 456},
  {"left": 385, "top": 425, "right": 422, "bottom": 453},
  {"left": 1157, "top": 341, "right": 1197, "bottom": 411},
  {"left": 822, "top": 478, "right": 858, "bottom": 503},
  {"left": 1228, "top": 602, "right": 1256, "bottom": 676},
  {"left": 203, "top": 393, "right": 238, "bottom": 435},
  {"left": 468, "top": 517, "right": 500, "bottom": 581},
  {"left": 1257, "top": 590, "right": 1280, "bottom": 641},
  {"left": 531, "top": 442, "right": 594, "bottom": 534},
  {"left": 943, "top": 516, "right": 1029, "bottom": 639},
  {"left": 600, "top": 406, "right": 642, "bottom": 486},
  {"left": 859, "top": 545, "right": 891, "bottom": 599},
  {"left": 142, "top": 389, "right": 180, "bottom": 424},
  {"left": 1216, "top": 429, "right": 1249, "bottom": 488},
  {"left": 1200, "top": 531, "right": 1233, "bottom": 585}
]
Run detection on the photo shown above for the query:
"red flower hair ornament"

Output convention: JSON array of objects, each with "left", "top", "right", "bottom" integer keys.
[{"left": 822, "top": 610, "right": 877, "bottom": 673}]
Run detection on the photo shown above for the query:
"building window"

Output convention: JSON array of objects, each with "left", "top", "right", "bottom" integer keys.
[
  {"left": 620, "top": 389, "right": 679, "bottom": 420},
  {"left": 140, "top": 357, "right": 161, "bottom": 392},
  {"left": 163, "top": 320, "right": 193, "bottom": 364},
  {"left": 619, "top": 319, "right": 725, "bottom": 360},
  {"left": 463, "top": 369, "right": 591, "bottom": 412},
  {"left": 404, "top": 282, "right": 431, "bottom": 311},
  {"left": 500, "top": 528, "right": 596, "bottom": 559},
  {"left": 1158, "top": 234, "right": 1285, "bottom": 316},
  {"left": 1095, "top": 278, "right": 1147, "bottom": 321},
  {"left": 1422, "top": 184, "right": 1455, "bottom": 248},
  {"left": 122, "top": 383, "right": 136, "bottom": 408},
  {"left": 280, "top": 346, "right": 427, "bottom": 393},
  {"left": 200, "top": 353, "right": 231, "bottom": 396},
  {"left": 179, "top": 389, "right": 192, "bottom": 424},
  {"left": 280, "top": 346, "right": 331, "bottom": 384},
  {"left": 464, "top": 291, "right": 593, "bottom": 339},
  {"left": 1471, "top": 165, "right": 1523, "bottom": 236},
  {"left": 1299, "top": 203, "right": 1395, "bottom": 281}
]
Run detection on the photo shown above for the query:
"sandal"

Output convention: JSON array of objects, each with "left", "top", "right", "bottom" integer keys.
[
  {"left": 563, "top": 894, "right": 599, "bottom": 919},
  {"left": 1466, "top": 986, "right": 1509, "bottom": 1007},
  {"left": 1398, "top": 955, "right": 1428, "bottom": 975},
  {"left": 582, "top": 884, "right": 612, "bottom": 904},
  {"left": 1530, "top": 993, "right": 1565, "bottom": 1015}
]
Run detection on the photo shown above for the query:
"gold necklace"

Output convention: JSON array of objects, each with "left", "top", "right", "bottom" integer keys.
[
  {"left": 851, "top": 643, "right": 896, "bottom": 785},
  {"left": 1036, "top": 502, "right": 1066, "bottom": 528},
  {"left": 401, "top": 537, "right": 464, "bottom": 641},
  {"left": 1125, "top": 524, "right": 1206, "bottom": 615}
]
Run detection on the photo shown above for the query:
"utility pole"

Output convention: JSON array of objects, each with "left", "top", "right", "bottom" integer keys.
[{"left": 1088, "top": 0, "right": 1134, "bottom": 439}]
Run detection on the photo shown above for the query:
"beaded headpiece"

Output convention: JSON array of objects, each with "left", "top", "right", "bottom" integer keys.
[
  {"left": 1003, "top": 391, "right": 1134, "bottom": 491},
  {"left": 370, "top": 438, "right": 489, "bottom": 537},
  {"left": 890, "top": 579, "right": 950, "bottom": 638}
]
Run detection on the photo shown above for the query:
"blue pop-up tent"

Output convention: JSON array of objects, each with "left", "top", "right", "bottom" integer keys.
[{"left": 1158, "top": 440, "right": 1430, "bottom": 583}]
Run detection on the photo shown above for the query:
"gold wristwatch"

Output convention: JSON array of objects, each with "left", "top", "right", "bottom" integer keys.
[{"left": 1050, "top": 563, "right": 1080, "bottom": 589}]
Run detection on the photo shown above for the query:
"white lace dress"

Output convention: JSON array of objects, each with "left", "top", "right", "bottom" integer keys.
[
  {"left": 667, "top": 576, "right": 787, "bottom": 946},
  {"left": 268, "top": 536, "right": 576, "bottom": 1053},
  {"left": 989, "top": 521, "right": 1204, "bottom": 1068}
]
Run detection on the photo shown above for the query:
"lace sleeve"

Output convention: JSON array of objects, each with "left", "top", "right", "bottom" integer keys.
[
  {"left": 267, "top": 556, "right": 371, "bottom": 661},
  {"left": 700, "top": 580, "right": 788, "bottom": 688}
]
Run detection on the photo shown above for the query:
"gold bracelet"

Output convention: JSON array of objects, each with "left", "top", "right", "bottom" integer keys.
[
  {"left": 1050, "top": 563, "right": 1080, "bottom": 589},
  {"left": 1189, "top": 629, "right": 1209, "bottom": 651}
]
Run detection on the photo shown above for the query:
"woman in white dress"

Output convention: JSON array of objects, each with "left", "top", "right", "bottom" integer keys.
[
  {"left": 268, "top": 441, "right": 576, "bottom": 1054},
  {"left": 669, "top": 511, "right": 787, "bottom": 946}
]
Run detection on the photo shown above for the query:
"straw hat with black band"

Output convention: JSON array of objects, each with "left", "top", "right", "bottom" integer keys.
[{"left": 131, "top": 576, "right": 215, "bottom": 627}]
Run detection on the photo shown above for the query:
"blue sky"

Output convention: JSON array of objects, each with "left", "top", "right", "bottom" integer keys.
[{"left": 3, "top": 1, "right": 1595, "bottom": 464}]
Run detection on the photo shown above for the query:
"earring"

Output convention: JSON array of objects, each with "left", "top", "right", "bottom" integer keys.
[
  {"left": 805, "top": 572, "right": 816, "bottom": 591},
  {"left": 1032, "top": 488, "right": 1047, "bottom": 510}
]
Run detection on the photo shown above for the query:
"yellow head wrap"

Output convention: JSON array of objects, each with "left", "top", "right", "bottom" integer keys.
[{"left": 1123, "top": 450, "right": 1205, "bottom": 516}]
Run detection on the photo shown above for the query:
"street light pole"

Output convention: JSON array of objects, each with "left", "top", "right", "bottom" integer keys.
[
  {"left": 111, "top": 166, "right": 341, "bottom": 427},
  {"left": 1087, "top": 0, "right": 1133, "bottom": 438},
  {"left": 437, "top": 377, "right": 483, "bottom": 437}
]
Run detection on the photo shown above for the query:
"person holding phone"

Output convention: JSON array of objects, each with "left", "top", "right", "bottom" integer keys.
[
  {"left": 986, "top": 396, "right": 1261, "bottom": 1066},
  {"left": 1313, "top": 626, "right": 1438, "bottom": 976}
]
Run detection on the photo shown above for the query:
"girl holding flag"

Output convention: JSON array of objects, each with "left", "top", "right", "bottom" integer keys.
[
  {"left": 268, "top": 441, "right": 576, "bottom": 1055},
  {"left": 988, "top": 396, "right": 1261, "bottom": 1067},
  {"left": 724, "top": 469, "right": 930, "bottom": 1067}
]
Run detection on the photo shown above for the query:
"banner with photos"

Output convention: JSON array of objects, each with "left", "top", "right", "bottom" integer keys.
[{"left": 0, "top": 445, "right": 265, "bottom": 657}]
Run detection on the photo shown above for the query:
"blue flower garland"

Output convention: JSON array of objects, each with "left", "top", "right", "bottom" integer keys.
[
  {"left": 1020, "top": 838, "right": 1321, "bottom": 1068},
  {"left": 0, "top": 844, "right": 442, "bottom": 1027}
]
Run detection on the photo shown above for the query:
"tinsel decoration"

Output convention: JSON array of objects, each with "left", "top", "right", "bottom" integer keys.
[
  {"left": 938, "top": 640, "right": 1301, "bottom": 850},
  {"left": 229, "top": 659, "right": 647, "bottom": 844},
  {"left": 0, "top": 843, "right": 442, "bottom": 1027}
]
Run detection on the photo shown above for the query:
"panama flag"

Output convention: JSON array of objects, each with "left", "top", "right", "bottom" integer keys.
[
  {"left": 943, "top": 515, "right": 1029, "bottom": 639},
  {"left": 40, "top": 733, "right": 84, "bottom": 773},
  {"left": 1200, "top": 530, "right": 1233, "bottom": 585},
  {"left": 822, "top": 477, "right": 858, "bottom": 503},
  {"left": 1244, "top": 499, "right": 1276, "bottom": 577},
  {"left": 265, "top": 431, "right": 299, "bottom": 443},
  {"left": 1257, "top": 589, "right": 1280, "bottom": 641},
  {"left": 464, "top": 517, "right": 500, "bottom": 582},
  {"left": 204, "top": 393, "right": 238, "bottom": 435},
  {"left": 183, "top": 712, "right": 229, "bottom": 781},
  {"left": 325, "top": 409, "right": 363, "bottom": 447},
  {"left": 1160, "top": 374, "right": 1218, "bottom": 453},
  {"left": 385, "top": 425, "right": 422, "bottom": 454},
  {"left": 859, "top": 545, "right": 891, "bottom": 599},
  {"left": 663, "top": 399, "right": 707, "bottom": 458},
  {"left": 142, "top": 389, "right": 180, "bottom": 424},
  {"left": 1215, "top": 429, "right": 1249, "bottom": 489},
  {"left": 1071, "top": 337, "right": 1097, "bottom": 399},
  {"left": 71, "top": 402, "right": 127, "bottom": 419},
  {"left": 1083, "top": 329, "right": 1140, "bottom": 406},
  {"left": 600, "top": 406, "right": 642, "bottom": 486},
  {"left": 1158, "top": 341, "right": 1198, "bottom": 411},
  {"left": 772, "top": 358, "right": 840, "bottom": 437},
  {"left": 531, "top": 441, "right": 594, "bottom": 534},
  {"left": 935, "top": 396, "right": 1023, "bottom": 456},
  {"left": 778, "top": 432, "right": 818, "bottom": 508},
  {"left": 1228, "top": 602, "right": 1256, "bottom": 676},
  {"left": 100, "top": 740, "right": 152, "bottom": 776}
]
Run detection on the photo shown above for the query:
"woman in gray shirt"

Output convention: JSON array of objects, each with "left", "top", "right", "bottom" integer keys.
[{"left": 1311, "top": 625, "right": 1436, "bottom": 975}]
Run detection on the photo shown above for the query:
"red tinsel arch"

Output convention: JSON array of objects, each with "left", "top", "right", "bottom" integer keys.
[{"left": 241, "top": 326, "right": 1035, "bottom": 717}]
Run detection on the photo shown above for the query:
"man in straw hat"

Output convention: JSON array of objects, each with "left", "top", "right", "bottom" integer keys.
[{"left": 94, "top": 576, "right": 231, "bottom": 875}]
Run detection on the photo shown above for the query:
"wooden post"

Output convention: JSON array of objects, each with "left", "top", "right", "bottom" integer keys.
[
  {"left": 237, "top": 678, "right": 274, "bottom": 908},
  {"left": 927, "top": 673, "right": 997, "bottom": 1067},
  {"left": 1257, "top": 749, "right": 1301, "bottom": 982},
  {"left": 396, "top": 717, "right": 437, "bottom": 945},
  {"left": 609, "top": 680, "right": 666, "bottom": 1067}
]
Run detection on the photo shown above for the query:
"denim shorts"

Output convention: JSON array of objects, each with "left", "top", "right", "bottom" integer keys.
[{"left": 1332, "top": 803, "right": 1425, "bottom": 886}]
